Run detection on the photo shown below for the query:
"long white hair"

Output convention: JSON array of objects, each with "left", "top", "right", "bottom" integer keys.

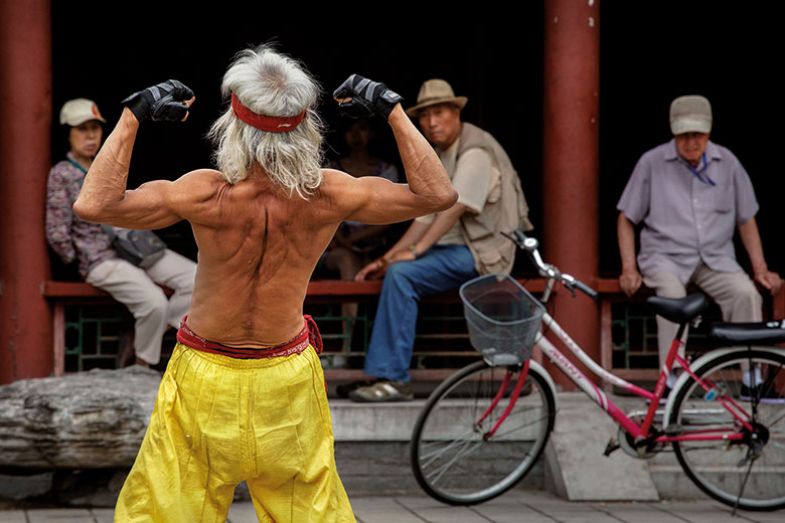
[{"left": 208, "top": 45, "right": 324, "bottom": 198}]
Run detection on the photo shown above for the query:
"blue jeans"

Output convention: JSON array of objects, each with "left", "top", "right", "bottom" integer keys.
[{"left": 364, "top": 245, "right": 478, "bottom": 382}]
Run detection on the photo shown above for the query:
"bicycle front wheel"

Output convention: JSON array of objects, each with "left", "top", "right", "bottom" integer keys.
[
  {"left": 669, "top": 349, "right": 785, "bottom": 511},
  {"left": 410, "top": 360, "right": 555, "bottom": 505}
]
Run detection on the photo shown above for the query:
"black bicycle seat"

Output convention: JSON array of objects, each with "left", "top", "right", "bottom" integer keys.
[
  {"left": 709, "top": 320, "right": 785, "bottom": 345},
  {"left": 646, "top": 294, "right": 707, "bottom": 324}
]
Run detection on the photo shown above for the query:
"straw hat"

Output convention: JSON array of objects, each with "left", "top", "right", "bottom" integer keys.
[{"left": 405, "top": 79, "right": 467, "bottom": 116}]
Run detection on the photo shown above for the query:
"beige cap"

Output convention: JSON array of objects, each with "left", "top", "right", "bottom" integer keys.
[
  {"left": 406, "top": 79, "right": 468, "bottom": 117},
  {"left": 670, "top": 95, "right": 712, "bottom": 135},
  {"left": 59, "top": 98, "right": 106, "bottom": 127}
]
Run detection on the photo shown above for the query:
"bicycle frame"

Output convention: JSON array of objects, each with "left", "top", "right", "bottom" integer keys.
[
  {"left": 531, "top": 309, "right": 752, "bottom": 444},
  {"left": 418, "top": 232, "right": 785, "bottom": 510},
  {"left": 478, "top": 231, "right": 755, "bottom": 446}
]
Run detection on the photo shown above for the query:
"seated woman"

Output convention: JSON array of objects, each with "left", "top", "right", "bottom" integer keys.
[{"left": 322, "top": 118, "right": 401, "bottom": 366}]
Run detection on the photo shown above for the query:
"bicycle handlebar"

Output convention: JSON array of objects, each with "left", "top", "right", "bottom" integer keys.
[{"left": 503, "top": 230, "right": 599, "bottom": 300}]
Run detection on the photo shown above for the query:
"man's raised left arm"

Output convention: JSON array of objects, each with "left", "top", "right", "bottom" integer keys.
[{"left": 74, "top": 80, "right": 194, "bottom": 229}]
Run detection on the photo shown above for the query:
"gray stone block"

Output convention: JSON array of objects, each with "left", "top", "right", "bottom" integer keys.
[{"left": 0, "top": 472, "right": 52, "bottom": 500}]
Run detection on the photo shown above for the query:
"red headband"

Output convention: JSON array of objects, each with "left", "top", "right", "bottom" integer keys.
[{"left": 231, "top": 93, "right": 306, "bottom": 133}]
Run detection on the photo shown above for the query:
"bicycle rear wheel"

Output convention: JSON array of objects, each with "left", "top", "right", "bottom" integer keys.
[
  {"left": 410, "top": 360, "right": 555, "bottom": 505},
  {"left": 669, "top": 349, "right": 785, "bottom": 511}
]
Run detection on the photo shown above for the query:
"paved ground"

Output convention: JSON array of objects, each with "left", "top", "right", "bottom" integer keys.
[{"left": 1, "top": 490, "right": 784, "bottom": 522}]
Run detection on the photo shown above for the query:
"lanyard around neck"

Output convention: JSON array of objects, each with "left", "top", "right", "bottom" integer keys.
[
  {"left": 686, "top": 152, "right": 715, "bottom": 186},
  {"left": 66, "top": 157, "right": 88, "bottom": 175}
]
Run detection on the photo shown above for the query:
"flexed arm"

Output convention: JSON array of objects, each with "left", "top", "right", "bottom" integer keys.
[
  {"left": 74, "top": 80, "right": 194, "bottom": 228},
  {"left": 332, "top": 75, "right": 457, "bottom": 223}
]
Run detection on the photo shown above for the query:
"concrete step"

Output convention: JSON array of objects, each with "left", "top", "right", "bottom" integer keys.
[
  {"left": 330, "top": 399, "right": 425, "bottom": 441},
  {"left": 329, "top": 399, "right": 546, "bottom": 496},
  {"left": 329, "top": 392, "right": 784, "bottom": 501}
]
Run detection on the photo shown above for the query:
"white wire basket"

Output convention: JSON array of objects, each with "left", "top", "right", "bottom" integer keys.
[{"left": 459, "top": 274, "right": 545, "bottom": 366}]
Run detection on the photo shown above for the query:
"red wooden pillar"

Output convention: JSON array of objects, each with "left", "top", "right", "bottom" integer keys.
[
  {"left": 542, "top": 0, "right": 600, "bottom": 389},
  {"left": 0, "top": 0, "right": 53, "bottom": 383}
]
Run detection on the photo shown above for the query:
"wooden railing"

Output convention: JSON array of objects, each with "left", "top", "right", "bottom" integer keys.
[{"left": 43, "top": 278, "right": 784, "bottom": 381}]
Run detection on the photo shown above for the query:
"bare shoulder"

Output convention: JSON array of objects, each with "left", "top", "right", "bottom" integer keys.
[
  {"left": 160, "top": 168, "right": 223, "bottom": 203},
  {"left": 319, "top": 168, "right": 355, "bottom": 193},
  {"left": 172, "top": 168, "right": 225, "bottom": 192},
  {"left": 162, "top": 169, "right": 228, "bottom": 225},
  {"left": 318, "top": 167, "right": 390, "bottom": 205},
  {"left": 316, "top": 167, "right": 426, "bottom": 225},
  {"left": 316, "top": 168, "right": 359, "bottom": 213}
]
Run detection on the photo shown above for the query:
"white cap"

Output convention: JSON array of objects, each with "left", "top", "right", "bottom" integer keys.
[{"left": 59, "top": 98, "right": 106, "bottom": 127}]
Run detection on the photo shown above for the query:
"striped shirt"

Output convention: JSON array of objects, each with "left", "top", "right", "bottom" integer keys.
[{"left": 617, "top": 140, "right": 759, "bottom": 284}]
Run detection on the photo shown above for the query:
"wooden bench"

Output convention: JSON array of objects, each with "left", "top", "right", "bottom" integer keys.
[
  {"left": 44, "top": 281, "right": 121, "bottom": 376},
  {"left": 42, "top": 279, "right": 543, "bottom": 380},
  {"left": 43, "top": 278, "right": 784, "bottom": 381},
  {"left": 42, "top": 280, "right": 388, "bottom": 376}
]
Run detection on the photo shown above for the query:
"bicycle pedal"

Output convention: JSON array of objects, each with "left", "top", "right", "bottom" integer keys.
[{"left": 604, "top": 437, "right": 620, "bottom": 456}]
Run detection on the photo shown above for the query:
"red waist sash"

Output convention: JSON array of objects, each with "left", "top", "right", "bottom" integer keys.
[{"left": 176, "top": 315, "right": 323, "bottom": 359}]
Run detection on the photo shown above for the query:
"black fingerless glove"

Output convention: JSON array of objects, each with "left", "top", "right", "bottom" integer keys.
[
  {"left": 121, "top": 79, "right": 194, "bottom": 122},
  {"left": 333, "top": 74, "right": 403, "bottom": 119}
]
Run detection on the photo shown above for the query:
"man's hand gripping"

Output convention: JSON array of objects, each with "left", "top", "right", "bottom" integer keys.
[
  {"left": 122, "top": 79, "right": 195, "bottom": 123},
  {"left": 333, "top": 74, "right": 402, "bottom": 120}
]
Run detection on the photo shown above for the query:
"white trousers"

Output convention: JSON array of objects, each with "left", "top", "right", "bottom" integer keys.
[
  {"left": 86, "top": 250, "right": 196, "bottom": 364},
  {"left": 643, "top": 264, "right": 761, "bottom": 366}
]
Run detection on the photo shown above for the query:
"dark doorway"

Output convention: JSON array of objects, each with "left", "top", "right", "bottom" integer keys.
[
  {"left": 51, "top": 8, "right": 545, "bottom": 265},
  {"left": 52, "top": 4, "right": 783, "bottom": 278},
  {"left": 600, "top": 2, "right": 784, "bottom": 277}
]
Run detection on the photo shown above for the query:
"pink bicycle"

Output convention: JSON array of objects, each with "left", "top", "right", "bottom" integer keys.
[{"left": 410, "top": 230, "right": 785, "bottom": 510}]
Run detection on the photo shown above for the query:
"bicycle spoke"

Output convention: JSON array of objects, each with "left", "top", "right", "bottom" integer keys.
[
  {"left": 426, "top": 439, "right": 484, "bottom": 485},
  {"left": 419, "top": 428, "right": 479, "bottom": 463},
  {"left": 765, "top": 410, "right": 785, "bottom": 428},
  {"left": 486, "top": 414, "right": 550, "bottom": 440}
]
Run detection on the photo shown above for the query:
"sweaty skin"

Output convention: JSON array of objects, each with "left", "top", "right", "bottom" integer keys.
[{"left": 74, "top": 104, "right": 457, "bottom": 349}]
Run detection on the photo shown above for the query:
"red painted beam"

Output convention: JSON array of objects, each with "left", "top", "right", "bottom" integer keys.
[
  {"left": 0, "top": 0, "right": 53, "bottom": 383},
  {"left": 542, "top": 0, "right": 600, "bottom": 389}
]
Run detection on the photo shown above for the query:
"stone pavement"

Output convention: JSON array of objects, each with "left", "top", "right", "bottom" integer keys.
[{"left": 1, "top": 490, "right": 784, "bottom": 522}]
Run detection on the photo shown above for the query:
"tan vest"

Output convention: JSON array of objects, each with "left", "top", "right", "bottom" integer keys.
[{"left": 457, "top": 123, "right": 533, "bottom": 275}]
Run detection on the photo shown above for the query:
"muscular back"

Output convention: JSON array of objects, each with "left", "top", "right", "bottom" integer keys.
[
  {"left": 181, "top": 167, "right": 351, "bottom": 347},
  {"left": 74, "top": 105, "right": 457, "bottom": 348}
]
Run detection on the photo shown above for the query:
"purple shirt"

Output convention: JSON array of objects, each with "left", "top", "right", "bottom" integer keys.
[
  {"left": 617, "top": 140, "right": 759, "bottom": 284},
  {"left": 45, "top": 153, "right": 116, "bottom": 277}
]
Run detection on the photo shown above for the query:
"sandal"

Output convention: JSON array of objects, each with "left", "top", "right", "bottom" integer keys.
[
  {"left": 349, "top": 380, "right": 414, "bottom": 402},
  {"left": 335, "top": 378, "right": 381, "bottom": 399}
]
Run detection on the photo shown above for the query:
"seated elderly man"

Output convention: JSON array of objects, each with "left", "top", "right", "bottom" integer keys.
[
  {"left": 616, "top": 94, "right": 782, "bottom": 401},
  {"left": 345, "top": 78, "right": 533, "bottom": 402}
]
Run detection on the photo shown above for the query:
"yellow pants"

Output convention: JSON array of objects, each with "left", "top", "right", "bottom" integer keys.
[{"left": 115, "top": 343, "right": 355, "bottom": 522}]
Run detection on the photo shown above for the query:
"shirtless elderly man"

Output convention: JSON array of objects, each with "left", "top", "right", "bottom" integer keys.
[{"left": 74, "top": 46, "right": 456, "bottom": 523}]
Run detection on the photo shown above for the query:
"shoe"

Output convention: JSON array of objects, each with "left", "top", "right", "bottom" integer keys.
[
  {"left": 335, "top": 379, "right": 381, "bottom": 399},
  {"left": 349, "top": 380, "right": 414, "bottom": 403},
  {"left": 320, "top": 354, "right": 349, "bottom": 370},
  {"left": 740, "top": 384, "right": 785, "bottom": 405}
]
